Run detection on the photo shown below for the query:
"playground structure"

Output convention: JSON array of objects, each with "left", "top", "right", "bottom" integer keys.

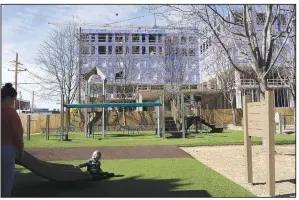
[
  {"left": 167, "top": 93, "right": 224, "bottom": 138},
  {"left": 57, "top": 67, "right": 164, "bottom": 140},
  {"left": 243, "top": 91, "right": 275, "bottom": 197}
]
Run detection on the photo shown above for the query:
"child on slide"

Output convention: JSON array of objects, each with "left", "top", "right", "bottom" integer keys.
[{"left": 76, "top": 150, "right": 115, "bottom": 180}]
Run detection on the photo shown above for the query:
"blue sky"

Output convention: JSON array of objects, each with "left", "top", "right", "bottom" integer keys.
[{"left": 2, "top": 5, "right": 167, "bottom": 109}]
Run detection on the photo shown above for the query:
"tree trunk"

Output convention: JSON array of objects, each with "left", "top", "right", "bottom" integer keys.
[
  {"left": 232, "top": 108, "right": 236, "bottom": 125},
  {"left": 293, "top": 97, "right": 296, "bottom": 131}
]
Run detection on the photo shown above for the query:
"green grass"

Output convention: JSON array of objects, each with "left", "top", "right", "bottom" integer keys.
[
  {"left": 13, "top": 158, "right": 255, "bottom": 197},
  {"left": 24, "top": 130, "right": 295, "bottom": 149}
]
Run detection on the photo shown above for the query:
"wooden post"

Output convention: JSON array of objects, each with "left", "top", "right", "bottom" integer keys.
[
  {"left": 161, "top": 91, "right": 165, "bottom": 139},
  {"left": 243, "top": 95, "right": 252, "bottom": 183},
  {"left": 26, "top": 115, "right": 31, "bottom": 140},
  {"left": 65, "top": 107, "right": 69, "bottom": 141},
  {"left": 46, "top": 115, "right": 50, "bottom": 140},
  {"left": 265, "top": 91, "right": 275, "bottom": 197},
  {"left": 157, "top": 97, "right": 161, "bottom": 137},
  {"left": 181, "top": 93, "right": 185, "bottom": 138},
  {"left": 60, "top": 94, "right": 64, "bottom": 141}
]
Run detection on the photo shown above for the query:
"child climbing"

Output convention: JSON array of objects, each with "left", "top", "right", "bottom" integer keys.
[{"left": 76, "top": 150, "right": 115, "bottom": 180}]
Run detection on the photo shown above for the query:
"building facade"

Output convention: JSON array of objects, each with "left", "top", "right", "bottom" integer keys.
[
  {"left": 198, "top": 7, "right": 295, "bottom": 109},
  {"left": 79, "top": 27, "right": 200, "bottom": 105}
]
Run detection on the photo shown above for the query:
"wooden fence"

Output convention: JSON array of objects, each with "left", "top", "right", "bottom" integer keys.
[
  {"left": 19, "top": 108, "right": 294, "bottom": 133},
  {"left": 201, "top": 107, "right": 294, "bottom": 127},
  {"left": 19, "top": 111, "right": 159, "bottom": 134}
]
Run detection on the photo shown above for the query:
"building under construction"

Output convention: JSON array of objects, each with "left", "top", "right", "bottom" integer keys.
[{"left": 79, "top": 26, "right": 209, "bottom": 110}]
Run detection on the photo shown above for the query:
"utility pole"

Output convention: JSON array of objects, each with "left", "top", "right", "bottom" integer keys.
[
  {"left": 78, "top": 27, "right": 82, "bottom": 103},
  {"left": 19, "top": 91, "right": 22, "bottom": 114},
  {"left": 8, "top": 52, "right": 26, "bottom": 109},
  {"left": 31, "top": 91, "right": 35, "bottom": 113}
]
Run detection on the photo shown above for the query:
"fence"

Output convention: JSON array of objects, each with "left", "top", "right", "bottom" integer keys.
[
  {"left": 19, "top": 111, "right": 159, "bottom": 134},
  {"left": 201, "top": 107, "right": 294, "bottom": 127}
]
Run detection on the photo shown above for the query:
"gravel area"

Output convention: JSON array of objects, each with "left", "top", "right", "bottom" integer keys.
[{"left": 181, "top": 145, "right": 295, "bottom": 197}]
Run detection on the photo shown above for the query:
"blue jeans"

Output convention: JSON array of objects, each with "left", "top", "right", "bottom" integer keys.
[{"left": 1, "top": 145, "right": 16, "bottom": 197}]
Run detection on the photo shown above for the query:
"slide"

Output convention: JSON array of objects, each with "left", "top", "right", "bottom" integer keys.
[
  {"left": 15, "top": 151, "right": 92, "bottom": 182},
  {"left": 185, "top": 116, "right": 223, "bottom": 133}
]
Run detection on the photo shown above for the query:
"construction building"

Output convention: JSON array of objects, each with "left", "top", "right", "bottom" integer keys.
[
  {"left": 198, "top": 7, "right": 295, "bottom": 110},
  {"left": 79, "top": 27, "right": 207, "bottom": 111}
]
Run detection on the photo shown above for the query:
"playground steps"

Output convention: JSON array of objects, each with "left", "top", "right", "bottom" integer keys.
[{"left": 164, "top": 117, "right": 178, "bottom": 132}]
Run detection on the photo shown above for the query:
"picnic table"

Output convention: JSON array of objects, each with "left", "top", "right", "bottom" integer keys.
[{"left": 120, "top": 124, "right": 145, "bottom": 135}]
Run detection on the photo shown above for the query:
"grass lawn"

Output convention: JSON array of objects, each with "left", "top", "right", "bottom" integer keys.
[
  {"left": 24, "top": 130, "right": 295, "bottom": 149},
  {"left": 13, "top": 158, "right": 255, "bottom": 197}
]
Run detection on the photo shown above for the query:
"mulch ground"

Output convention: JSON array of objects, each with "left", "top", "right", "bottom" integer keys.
[{"left": 26, "top": 146, "right": 193, "bottom": 161}]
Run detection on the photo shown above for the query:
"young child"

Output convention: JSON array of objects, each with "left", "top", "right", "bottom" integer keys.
[{"left": 77, "top": 150, "right": 115, "bottom": 180}]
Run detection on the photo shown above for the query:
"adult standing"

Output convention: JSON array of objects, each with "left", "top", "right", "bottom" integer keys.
[{"left": 1, "top": 83, "right": 24, "bottom": 197}]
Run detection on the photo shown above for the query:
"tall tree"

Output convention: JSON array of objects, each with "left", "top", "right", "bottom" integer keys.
[
  {"left": 151, "top": 5, "right": 296, "bottom": 99},
  {"left": 36, "top": 21, "right": 83, "bottom": 139}
]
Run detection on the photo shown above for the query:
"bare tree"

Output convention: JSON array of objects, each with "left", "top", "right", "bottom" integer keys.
[
  {"left": 36, "top": 21, "right": 83, "bottom": 139},
  {"left": 276, "top": 23, "right": 296, "bottom": 125},
  {"left": 151, "top": 5, "right": 296, "bottom": 100},
  {"left": 204, "top": 45, "right": 237, "bottom": 124},
  {"left": 114, "top": 51, "right": 137, "bottom": 126},
  {"left": 152, "top": 33, "right": 192, "bottom": 101}
]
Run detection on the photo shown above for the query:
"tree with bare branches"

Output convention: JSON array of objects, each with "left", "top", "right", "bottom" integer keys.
[
  {"left": 36, "top": 21, "right": 83, "bottom": 140},
  {"left": 150, "top": 5, "right": 296, "bottom": 100}
]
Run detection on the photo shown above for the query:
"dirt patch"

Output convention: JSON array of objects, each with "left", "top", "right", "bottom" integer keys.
[
  {"left": 181, "top": 145, "right": 295, "bottom": 197},
  {"left": 26, "top": 146, "right": 193, "bottom": 161}
]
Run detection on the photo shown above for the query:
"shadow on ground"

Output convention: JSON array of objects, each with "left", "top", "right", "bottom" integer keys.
[
  {"left": 253, "top": 179, "right": 296, "bottom": 186},
  {"left": 12, "top": 169, "right": 211, "bottom": 197}
]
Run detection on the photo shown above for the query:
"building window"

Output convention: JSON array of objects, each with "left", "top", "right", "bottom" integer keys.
[
  {"left": 81, "top": 33, "right": 89, "bottom": 42},
  {"left": 108, "top": 46, "right": 112, "bottom": 55},
  {"left": 256, "top": 13, "right": 266, "bottom": 25},
  {"left": 142, "top": 46, "right": 146, "bottom": 55},
  {"left": 98, "top": 34, "right": 106, "bottom": 42},
  {"left": 98, "top": 46, "right": 106, "bottom": 55},
  {"left": 200, "top": 45, "right": 203, "bottom": 54},
  {"left": 181, "top": 36, "right": 187, "bottom": 44},
  {"left": 115, "top": 34, "right": 123, "bottom": 42},
  {"left": 278, "top": 14, "right": 286, "bottom": 25},
  {"left": 142, "top": 34, "right": 146, "bottom": 43},
  {"left": 81, "top": 46, "right": 89, "bottom": 55},
  {"left": 91, "top": 34, "right": 95, "bottom": 43},
  {"left": 91, "top": 46, "right": 95, "bottom": 55},
  {"left": 116, "top": 46, "right": 123, "bottom": 54},
  {"left": 189, "top": 48, "right": 195, "bottom": 56},
  {"left": 125, "top": 34, "right": 129, "bottom": 42},
  {"left": 158, "top": 46, "right": 163, "bottom": 55},
  {"left": 125, "top": 46, "right": 130, "bottom": 55},
  {"left": 189, "top": 37, "right": 197, "bottom": 44},
  {"left": 149, "top": 34, "right": 156, "bottom": 43},
  {"left": 158, "top": 34, "right": 162, "bottom": 43},
  {"left": 175, "top": 47, "right": 179, "bottom": 55},
  {"left": 234, "top": 12, "right": 243, "bottom": 24},
  {"left": 82, "top": 57, "right": 88, "bottom": 64},
  {"left": 149, "top": 46, "right": 156, "bottom": 55},
  {"left": 182, "top": 48, "right": 187, "bottom": 56},
  {"left": 132, "top": 46, "right": 140, "bottom": 54},
  {"left": 108, "top": 34, "right": 113, "bottom": 42},
  {"left": 208, "top": 37, "right": 212, "bottom": 47},
  {"left": 132, "top": 34, "right": 139, "bottom": 42}
]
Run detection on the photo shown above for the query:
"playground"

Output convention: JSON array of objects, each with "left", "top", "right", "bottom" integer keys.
[
  {"left": 12, "top": 69, "right": 295, "bottom": 197},
  {"left": 12, "top": 130, "right": 295, "bottom": 197}
]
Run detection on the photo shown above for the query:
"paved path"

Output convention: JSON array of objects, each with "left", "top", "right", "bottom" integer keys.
[{"left": 26, "top": 146, "right": 193, "bottom": 161}]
